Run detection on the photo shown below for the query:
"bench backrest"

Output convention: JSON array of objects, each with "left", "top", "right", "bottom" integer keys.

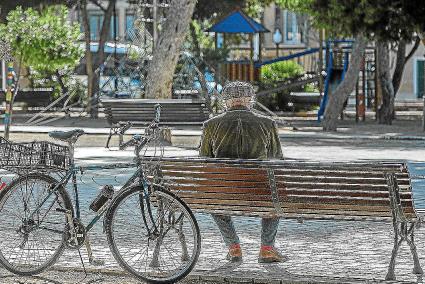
[
  {"left": 157, "top": 158, "right": 417, "bottom": 222},
  {"left": 101, "top": 99, "right": 210, "bottom": 125}
]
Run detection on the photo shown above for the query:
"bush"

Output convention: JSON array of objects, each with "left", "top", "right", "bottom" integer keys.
[
  {"left": 261, "top": 61, "right": 304, "bottom": 83},
  {"left": 258, "top": 61, "right": 306, "bottom": 111}
]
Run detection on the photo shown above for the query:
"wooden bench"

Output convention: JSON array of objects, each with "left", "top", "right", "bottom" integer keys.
[
  {"left": 154, "top": 157, "right": 423, "bottom": 281},
  {"left": 101, "top": 98, "right": 210, "bottom": 148}
]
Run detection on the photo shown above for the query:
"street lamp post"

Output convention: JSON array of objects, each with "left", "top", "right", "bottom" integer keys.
[{"left": 273, "top": 28, "right": 283, "bottom": 57}]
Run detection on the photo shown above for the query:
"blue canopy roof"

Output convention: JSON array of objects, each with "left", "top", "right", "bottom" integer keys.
[{"left": 207, "top": 10, "right": 269, "bottom": 34}]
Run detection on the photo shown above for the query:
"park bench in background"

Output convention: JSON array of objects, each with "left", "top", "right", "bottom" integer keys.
[
  {"left": 154, "top": 157, "right": 423, "bottom": 281},
  {"left": 0, "top": 90, "right": 52, "bottom": 108},
  {"left": 101, "top": 98, "right": 210, "bottom": 148}
]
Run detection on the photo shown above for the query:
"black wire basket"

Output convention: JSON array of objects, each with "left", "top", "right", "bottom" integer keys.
[{"left": 0, "top": 137, "right": 70, "bottom": 174}]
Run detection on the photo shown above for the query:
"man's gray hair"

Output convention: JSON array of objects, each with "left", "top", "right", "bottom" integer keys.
[{"left": 221, "top": 81, "right": 256, "bottom": 101}]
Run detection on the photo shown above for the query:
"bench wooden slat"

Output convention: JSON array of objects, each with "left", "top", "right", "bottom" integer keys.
[
  {"left": 193, "top": 208, "right": 394, "bottom": 221},
  {"left": 162, "top": 171, "right": 268, "bottom": 181},
  {"left": 161, "top": 163, "right": 405, "bottom": 173},
  {"left": 167, "top": 185, "right": 273, "bottom": 195},
  {"left": 175, "top": 192, "right": 413, "bottom": 211},
  {"left": 170, "top": 185, "right": 413, "bottom": 199},
  {"left": 153, "top": 158, "right": 417, "bottom": 222},
  {"left": 101, "top": 99, "right": 209, "bottom": 125},
  {"left": 178, "top": 194, "right": 411, "bottom": 208},
  {"left": 165, "top": 177, "right": 409, "bottom": 191},
  {"left": 162, "top": 170, "right": 410, "bottom": 185},
  {"left": 277, "top": 181, "right": 407, "bottom": 191}
]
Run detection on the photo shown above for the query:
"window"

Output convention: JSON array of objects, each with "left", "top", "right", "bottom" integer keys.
[
  {"left": 125, "top": 13, "right": 135, "bottom": 41},
  {"left": 216, "top": 33, "right": 224, "bottom": 48},
  {"left": 283, "top": 10, "right": 300, "bottom": 44},
  {"left": 414, "top": 58, "right": 425, "bottom": 98},
  {"left": 89, "top": 13, "right": 103, "bottom": 41},
  {"left": 88, "top": 13, "right": 118, "bottom": 41},
  {"left": 109, "top": 15, "right": 119, "bottom": 41}
]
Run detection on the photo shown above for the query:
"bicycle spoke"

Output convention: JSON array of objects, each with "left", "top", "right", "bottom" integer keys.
[
  {"left": 107, "top": 187, "right": 200, "bottom": 283},
  {"left": 0, "top": 175, "right": 69, "bottom": 274}
]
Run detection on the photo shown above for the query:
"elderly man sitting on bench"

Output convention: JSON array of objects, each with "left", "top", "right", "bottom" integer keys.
[{"left": 199, "top": 81, "right": 284, "bottom": 263}]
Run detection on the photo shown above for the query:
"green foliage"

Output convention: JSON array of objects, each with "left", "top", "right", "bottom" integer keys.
[
  {"left": 187, "top": 20, "right": 230, "bottom": 74},
  {"left": 261, "top": 61, "right": 304, "bottom": 83},
  {"left": 277, "top": 0, "right": 425, "bottom": 42},
  {"left": 194, "top": 0, "right": 274, "bottom": 21},
  {"left": 258, "top": 61, "right": 309, "bottom": 111},
  {"left": 0, "top": 6, "right": 83, "bottom": 71},
  {"left": 304, "top": 83, "right": 318, "bottom": 92},
  {"left": 276, "top": 0, "right": 311, "bottom": 13},
  {"left": 0, "top": 5, "right": 84, "bottom": 98}
]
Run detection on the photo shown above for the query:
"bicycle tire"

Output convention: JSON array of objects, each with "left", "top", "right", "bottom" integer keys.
[
  {"left": 0, "top": 174, "right": 73, "bottom": 276},
  {"left": 105, "top": 184, "right": 201, "bottom": 284}
]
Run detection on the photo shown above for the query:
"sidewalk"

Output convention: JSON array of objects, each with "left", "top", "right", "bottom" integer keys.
[
  {"left": 1, "top": 118, "right": 425, "bottom": 284},
  {"left": 1, "top": 145, "right": 425, "bottom": 283},
  {"left": 3, "top": 116, "right": 425, "bottom": 148}
]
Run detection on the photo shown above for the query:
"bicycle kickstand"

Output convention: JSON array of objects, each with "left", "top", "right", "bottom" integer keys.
[{"left": 85, "top": 234, "right": 105, "bottom": 266}]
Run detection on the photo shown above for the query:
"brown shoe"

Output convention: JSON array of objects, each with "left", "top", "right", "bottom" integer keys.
[
  {"left": 258, "top": 246, "right": 284, "bottom": 263},
  {"left": 226, "top": 244, "right": 242, "bottom": 262}
]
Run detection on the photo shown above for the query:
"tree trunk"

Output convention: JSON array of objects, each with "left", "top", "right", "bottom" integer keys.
[
  {"left": 81, "top": 0, "right": 115, "bottom": 118},
  {"left": 390, "top": 37, "right": 420, "bottom": 119},
  {"left": 392, "top": 40, "right": 406, "bottom": 96},
  {"left": 81, "top": 1, "right": 94, "bottom": 116},
  {"left": 322, "top": 35, "right": 366, "bottom": 131},
  {"left": 145, "top": 0, "right": 197, "bottom": 99},
  {"left": 377, "top": 41, "right": 395, "bottom": 125}
]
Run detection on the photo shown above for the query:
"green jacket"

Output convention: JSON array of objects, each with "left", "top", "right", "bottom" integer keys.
[{"left": 199, "top": 106, "right": 283, "bottom": 159}]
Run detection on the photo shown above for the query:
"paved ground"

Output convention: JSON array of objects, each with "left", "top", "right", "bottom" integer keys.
[
  {"left": 1, "top": 138, "right": 425, "bottom": 284},
  {"left": 2, "top": 118, "right": 425, "bottom": 283}
]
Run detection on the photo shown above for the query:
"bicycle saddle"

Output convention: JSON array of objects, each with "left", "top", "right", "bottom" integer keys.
[{"left": 49, "top": 129, "right": 85, "bottom": 143}]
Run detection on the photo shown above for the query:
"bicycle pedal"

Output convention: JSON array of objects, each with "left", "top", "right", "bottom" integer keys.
[{"left": 89, "top": 258, "right": 105, "bottom": 266}]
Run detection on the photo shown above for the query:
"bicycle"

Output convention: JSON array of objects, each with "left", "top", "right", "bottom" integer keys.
[{"left": 0, "top": 105, "right": 201, "bottom": 283}]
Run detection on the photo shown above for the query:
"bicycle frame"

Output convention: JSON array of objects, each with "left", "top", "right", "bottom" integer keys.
[{"left": 28, "top": 136, "right": 158, "bottom": 237}]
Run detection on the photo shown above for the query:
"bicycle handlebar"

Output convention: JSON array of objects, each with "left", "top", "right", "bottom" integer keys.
[
  {"left": 119, "top": 104, "right": 162, "bottom": 151},
  {"left": 119, "top": 122, "right": 133, "bottom": 135}
]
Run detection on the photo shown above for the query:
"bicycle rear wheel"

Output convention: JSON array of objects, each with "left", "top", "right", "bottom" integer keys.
[
  {"left": 0, "top": 174, "right": 72, "bottom": 275},
  {"left": 105, "top": 185, "right": 201, "bottom": 284}
]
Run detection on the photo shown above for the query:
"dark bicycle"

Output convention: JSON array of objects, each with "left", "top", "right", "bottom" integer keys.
[{"left": 0, "top": 105, "right": 201, "bottom": 284}]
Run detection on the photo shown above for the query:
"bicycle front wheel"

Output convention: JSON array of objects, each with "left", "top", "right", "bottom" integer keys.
[
  {"left": 105, "top": 185, "right": 201, "bottom": 284},
  {"left": 0, "top": 174, "right": 72, "bottom": 275}
]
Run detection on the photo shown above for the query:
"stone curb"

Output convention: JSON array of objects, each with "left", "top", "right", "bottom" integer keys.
[
  {"left": 7, "top": 125, "right": 425, "bottom": 142},
  {"left": 48, "top": 266, "right": 416, "bottom": 284},
  {"left": 278, "top": 133, "right": 425, "bottom": 141}
]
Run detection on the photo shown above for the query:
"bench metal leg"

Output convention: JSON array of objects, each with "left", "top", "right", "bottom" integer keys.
[
  {"left": 106, "top": 125, "right": 120, "bottom": 149},
  {"left": 385, "top": 173, "right": 424, "bottom": 280},
  {"left": 407, "top": 225, "right": 423, "bottom": 275},
  {"left": 386, "top": 222, "right": 402, "bottom": 281},
  {"left": 386, "top": 222, "right": 423, "bottom": 281}
]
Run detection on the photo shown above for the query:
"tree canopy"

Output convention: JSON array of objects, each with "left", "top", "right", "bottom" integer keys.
[
  {"left": 0, "top": 5, "right": 83, "bottom": 72},
  {"left": 0, "top": 0, "right": 75, "bottom": 22},
  {"left": 194, "top": 0, "right": 274, "bottom": 21},
  {"left": 277, "top": 0, "right": 425, "bottom": 41}
]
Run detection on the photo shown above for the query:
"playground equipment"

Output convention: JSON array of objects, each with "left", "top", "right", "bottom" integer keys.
[
  {"left": 317, "top": 40, "right": 377, "bottom": 122},
  {"left": 207, "top": 9, "right": 270, "bottom": 82}
]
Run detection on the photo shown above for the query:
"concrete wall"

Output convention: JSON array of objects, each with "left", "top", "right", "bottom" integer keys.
[{"left": 394, "top": 43, "right": 425, "bottom": 100}]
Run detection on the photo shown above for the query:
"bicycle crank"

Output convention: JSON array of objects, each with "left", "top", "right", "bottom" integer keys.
[{"left": 63, "top": 219, "right": 86, "bottom": 249}]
